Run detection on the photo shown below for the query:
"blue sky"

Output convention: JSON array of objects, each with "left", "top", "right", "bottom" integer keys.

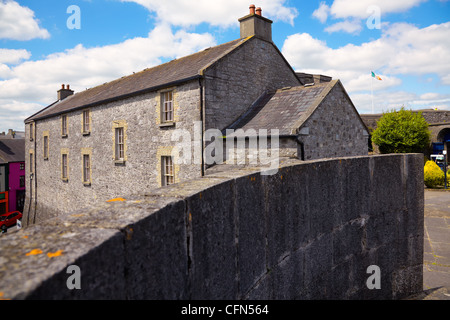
[{"left": 0, "top": 0, "right": 449, "bottom": 133}]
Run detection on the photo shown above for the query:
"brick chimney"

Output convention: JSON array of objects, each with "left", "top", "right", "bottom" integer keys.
[
  {"left": 57, "top": 84, "right": 74, "bottom": 101},
  {"left": 238, "top": 4, "right": 273, "bottom": 42}
]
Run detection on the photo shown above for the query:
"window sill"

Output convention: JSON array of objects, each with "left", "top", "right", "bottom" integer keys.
[
  {"left": 83, "top": 182, "right": 91, "bottom": 186},
  {"left": 82, "top": 131, "right": 90, "bottom": 136},
  {"left": 61, "top": 134, "right": 68, "bottom": 138},
  {"left": 62, "top": 178, "right": 69, "bottom": 182},
  {"left": 44, "top": 157, "right": 48, "bottom": 161},
  {"left": 159, "top": 122, "right": 175, "bottom": 128},
  {"left": 114, "top": 159, "right": 126, "bottom": 165}
]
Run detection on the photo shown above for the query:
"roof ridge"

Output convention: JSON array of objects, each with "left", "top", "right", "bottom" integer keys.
[
  {"left": 28, "top": 38, "right": 248, "bottom": 122},
  {"left": 73, "top": 38, "right": 246, "bottom": 94}
]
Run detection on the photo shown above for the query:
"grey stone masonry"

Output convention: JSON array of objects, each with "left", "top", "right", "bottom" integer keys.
[
  {"left": 22, "top": 9, "right": 369, "bottom": 225},
  {"left": 203, "top": 36, "right": 300, "bottom": 132},
  {"left": 299, "top": 81, "right": 369, "bottom": 160},
  {"left": 24, "top": 80, "right": 202, "bottom": 225},
  {"left": 0, "top": 154, "right": 424, "bottom": 300}
]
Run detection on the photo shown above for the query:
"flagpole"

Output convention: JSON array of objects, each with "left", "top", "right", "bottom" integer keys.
[{"left": 371, "top": 75, "right": 374, "bottom": 114}]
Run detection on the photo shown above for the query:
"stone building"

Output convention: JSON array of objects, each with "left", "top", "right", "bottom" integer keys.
[
  {"left": 361, "top": 109, "right": 450, "bottom": 155},
  {"left": 23, "top": 6, "right": 369, "bottom": 224},
  {"left": 0, "top": 135, "right": 25, "bottom": 214}
]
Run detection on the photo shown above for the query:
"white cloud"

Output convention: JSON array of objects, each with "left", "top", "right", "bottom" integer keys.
[
  {"left": 329, "top": 0, "right": 427, "bottom": 19},
  {"left": 282, "top": 21, "right": 450, "bottom": 113},
  {"left": 324, "top": 19, "right": 363, "bottom": 34},
  {"left": 349, "top": 90, "right": 450, "bottom": 114},
  {"left": 0, "top": 99, "right": 43, "bottom": 132},
  {"left": 0, "top": 24, "right": 216, "bottom": 131},
  {"left": 0, "top": 49, "right": 31, "bottom": 80},
  {"left": 312, "top": 2, "right": 330, "bottom": 23},
  {"left": 121, "top": 0, "right": 299, "bottom": 27},
  {"left": 313, "top": 0, "right": 428, "bottom": 34},
  {"left": 282, "top": 22, "right": 450, "bottom": 88},
  {"left": 0, "top": 0, "right": 50, "bottom": 40},
  {"left": 0, "top": 48, "right": 31, "bottom": 64}
]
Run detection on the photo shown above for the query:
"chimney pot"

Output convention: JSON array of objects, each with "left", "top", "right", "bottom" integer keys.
[
  {"left": 239, "top": 5, "right": 272, "bottom": 42},
  {"left": 58, "top": 83, "right": 74, "bottom": 101},
  {"left": 249, "top": 4, "right": 256, "bottom": 15}
]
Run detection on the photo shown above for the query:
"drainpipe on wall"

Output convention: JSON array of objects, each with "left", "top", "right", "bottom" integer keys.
[
  {"left": 296, "top": 136, "right": 305, "bottom": 161},
  {"left": 199, "top": 78, "right": 205, "bottom": 176},
  {"left": 33, "top": 122, "right": 37, "bottom": 224}
]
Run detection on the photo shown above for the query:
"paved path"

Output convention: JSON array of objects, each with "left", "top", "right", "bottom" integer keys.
[{"left": 418, "top": 189, "right": 450, "bottom": 300}]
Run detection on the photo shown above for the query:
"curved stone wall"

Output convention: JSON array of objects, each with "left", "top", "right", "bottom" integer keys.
[{"left": 0, "top": 154, "right": 424, "bottom": 300}]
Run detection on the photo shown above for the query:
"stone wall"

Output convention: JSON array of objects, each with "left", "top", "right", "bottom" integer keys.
[
  {"left": 24, "top": 80, "right": 203, "bottom": 225},
  {"left": 1, "top": 154, "right": 424, "bottom": 300},
  {"left": 203, "top": 37, "right": 300, "bottom": 132},
  {"left": 300, "top": 82, "right": 369, "bottom": 160},
  {"left": 361, "top": 110, "right": 450, "bottom": 131}
]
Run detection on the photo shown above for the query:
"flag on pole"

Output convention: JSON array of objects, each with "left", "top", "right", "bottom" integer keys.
[{"left": 371, "top": 71, "right": 382, "bottom": 80}]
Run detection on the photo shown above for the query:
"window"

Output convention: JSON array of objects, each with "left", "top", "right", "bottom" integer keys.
[
  {"left": 161, "top": 156, "right": 174, "bottom": 186},
  {"left": 29, "top": 152, "right": 33, "bottom": 172},
  {"left": 112, "top": 120, "right": 127, "bottom": 163},
  {"left": 29, "top": 123, "right": 34, "bottom": 141},
  {"left": 19, "top": 176, "right": 25, "bottom": 188},
  {"left": 20, "top": 163, "right": 24, "bottom": 171},
  {"left": 43, "top": 135, "right": 49, "bottom": 159},
  {"left": 83, "top": 154, "right": 90, "bottom": 184},
  {"left": 162, "top": 91, "right": 173, "bottom": 123},
  {"left": 115, "top": 127, "right": 124, "bottom": 160},
  {"left": 62, "top": 153, "right": 68, "bottom": 181},
  {"left": 82, "top": 110, "right": 90, "bottom": 134},
  {"left": 61, "top": 115, "right": 68, "bottom": 137}
]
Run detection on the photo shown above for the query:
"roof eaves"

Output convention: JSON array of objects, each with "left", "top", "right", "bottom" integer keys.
[
  {"left": 24, "top": 100, "right": 59, "bottom": 123},
  {"left": 29, "top": 75, "right": 202, "bottom": 122}
]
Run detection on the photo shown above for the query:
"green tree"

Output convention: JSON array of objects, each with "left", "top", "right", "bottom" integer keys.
[{"left": 372, "top": 107, "right": 431, "bottom": 154}]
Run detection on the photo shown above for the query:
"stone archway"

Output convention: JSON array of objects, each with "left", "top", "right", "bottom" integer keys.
[
  {"left": 437, "top": 128, "right": 450, "bottom": 143},
  {"left": 436, "top": 127, "right": 450, "bottom": 164}
]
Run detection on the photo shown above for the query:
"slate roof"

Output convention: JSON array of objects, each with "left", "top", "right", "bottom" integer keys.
[
  {"left": 0, "top": 139, "right": 25, "bottom": 163},
  {"left": 27, "top": 38, "right": 249, "bottom": 122},
  {"left": 227, "top": 81, "right": 335, "bottom": 136}
]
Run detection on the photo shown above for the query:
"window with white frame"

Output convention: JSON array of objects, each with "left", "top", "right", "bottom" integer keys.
[
  {"left": 62, "top": 153, "right": 68, "bottom": 180},
  {"left": 161, "top": 156, "right": 174, "bottom": 186},
  {"left": 82, "top": 110, "right": 90, "bottom": 134},
  {"left": 161, "top": 91, "right": 174, "bottom": 123},
  {"left": 83, "top": 154, "right": 90, "bottom": 184},
  {"left": 115, "top": 127, "right": 124, "bottom": 161},
  {"left": 62, "top": 114, "right": 68, "bottom": 136}
]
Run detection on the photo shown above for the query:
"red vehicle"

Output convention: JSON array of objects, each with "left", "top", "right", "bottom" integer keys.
[{"left": 0, "top": 211, "right": 22, "bottom": 231}]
